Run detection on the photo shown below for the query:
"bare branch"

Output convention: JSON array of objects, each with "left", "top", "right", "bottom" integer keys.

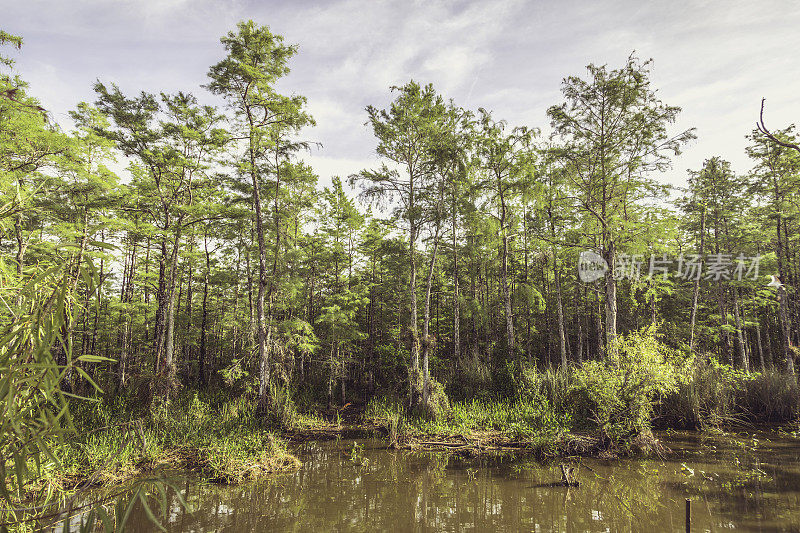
[{"left": 757, "top": 98, "right": 800, "bottom": 155}]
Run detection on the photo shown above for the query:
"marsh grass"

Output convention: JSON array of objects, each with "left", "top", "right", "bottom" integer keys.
[
  {"left": 48, "top": 391, "right": 300, "bottom": 490},
  {"left": 656, "top": 360, "right": 800, "bottom": 429},
  {"left": 656, "top": 358, "right": 746, "bottom": 429},
  {"left": 365, "top": 394, "right": 570, "bottom": 453},
  {"left": 364, "top": 397, "right": 409, "bottom": 446},
  {"left": 736, "top": 370, "right": 800, "bottom": 422}
]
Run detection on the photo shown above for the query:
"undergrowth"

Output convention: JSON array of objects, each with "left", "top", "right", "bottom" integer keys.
[
  {"left": 48, "top": 391, "right": 300, "bottom": 491},
  {"left": 366, "top": 326, "right": 800, "bottom": 454}
]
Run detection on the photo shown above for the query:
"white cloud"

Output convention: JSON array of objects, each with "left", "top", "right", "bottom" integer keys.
[
  {"left": 3, "top": 0, "right": 800, "bottom": 193},
  {"left": 305, "top": 153, "right": 379, "bottom": 191}
]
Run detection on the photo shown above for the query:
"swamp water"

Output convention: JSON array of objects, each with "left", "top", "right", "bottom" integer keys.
[{"left": 124, "top": 431, "right": 800, "bottom": 532}]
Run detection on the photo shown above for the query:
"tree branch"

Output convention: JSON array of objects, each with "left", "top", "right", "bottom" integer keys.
[{"left": 757, "top": 98, "right": 800, "bottom": 155}]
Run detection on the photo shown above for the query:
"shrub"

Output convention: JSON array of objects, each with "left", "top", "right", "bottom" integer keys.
[
  {"left": 570, "top": 326, "right": 679, "bottom": 446},
  {"left": 422, "top": 378, "right": 451, "bottom": 421}
]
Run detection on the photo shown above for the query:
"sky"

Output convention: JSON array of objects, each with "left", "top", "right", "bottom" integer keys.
[{"left": 3, "top": 0, "right": 800, "bottom": 192}]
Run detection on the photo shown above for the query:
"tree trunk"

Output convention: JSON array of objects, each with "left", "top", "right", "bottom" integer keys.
[
  {"left": 497, "top": 177, "right": 515, "bottom": 354},
  {"left": 184, "top": 236, "right": 194, "bottom": 378},
  {"left": 595, "top": 288, "right": 603, "bottom": 359},
  {"left": 755, "top": 318, "right": 766, "bottom": 370},
  {"left": 501, "top": 232, "right": 515, "bottom": 353},
  {"left": 764, "top": 310, "right": 775, "bottom": 368},
  {"left": 263, "top": 140, "right": 283, "bottom": 404},
  {"left": 143, "top": 236, "right": 151, "bottom": 347},
  {"left": 451, "top": 196, "right": 460, "bottom": 365},
  {"left": 523, "top": 208, "right": 532, "bottom": 362},
  {"left": 245, "top": 227, "right": 255, "bottom": 350},
  {"left": 689, "top": 206, "right": 706, "bottom": 352},
  {"left": 153, "top": 234, "right": 169, "bottom": 372},
  {"left": 777, "top": 284, "right": 795, "bottom": 374},
  {"left": 717, "top": 282, "right": 732, "bottom": 364},
  {"left": 602, "top": 239, "right": 617, "bottom": 355},
  {"left": 163, "top": 221, "right": 183, "bottom": 376},
  {"left": 421, "top": 230, "right": 441, "bottom": 406},
  {"left": 409, "top": 214, "right": 421, "bottom": 407},
  {"left": 733, "top": 288, "right": 749, "bottom": 371},
  {"left": 199, "top": 230, "right": 210, "bottom": 387},
  {"left": 327, "top": 345, "right": 335, "bottom": 410},
  {"left": 552, "top": 246, "right": 568, "bottom": 367},
  {"left": 251, "top": 130, "right": 270, "bottom": 413},
  {"left": 469, "top": 236, "right": 480, "bottom": 370},
  {"left": 604, "top": 269, "right": 617, "bottom": 355}
]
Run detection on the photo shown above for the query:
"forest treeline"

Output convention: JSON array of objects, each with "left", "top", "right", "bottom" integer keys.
[{"left": 3, "top": 21, "right": 800, "bottom": 419}]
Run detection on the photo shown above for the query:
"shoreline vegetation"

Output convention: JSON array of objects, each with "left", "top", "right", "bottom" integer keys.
[
  {"left": 3, "top": 330, "right": 800, "bottom": 529},
  {"left": 3, "top": 16, "right": 800, "bottom": 531},
  {"left": 41, "top": 333, "right": 800, "bottom": 496}
]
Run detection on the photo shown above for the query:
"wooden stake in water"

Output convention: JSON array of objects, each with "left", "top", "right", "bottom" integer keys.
[{"left": 685, "top": 498, "right": 691, "bottom": 533}]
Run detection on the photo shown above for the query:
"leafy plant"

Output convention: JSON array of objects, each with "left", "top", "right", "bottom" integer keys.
[{"left": 570, "top": 326, "right": 680, "bottom": 446}]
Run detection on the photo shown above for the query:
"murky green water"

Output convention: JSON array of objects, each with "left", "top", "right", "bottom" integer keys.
[{"left": 125, "top": 431, "right": 800, "bottom": 532}]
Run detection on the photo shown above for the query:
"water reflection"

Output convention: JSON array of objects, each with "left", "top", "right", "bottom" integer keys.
[{"left": 124, "top": 432, "right": 800, "bottom": 532}]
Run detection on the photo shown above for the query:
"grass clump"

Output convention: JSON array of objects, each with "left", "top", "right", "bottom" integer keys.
[
  {"left": 365, "top": 396, "right": 410, "bottom": 447},
  {"left": 367, "top": 393, "right": 570, "bottom": 454},
  {"left": 735, "top": 370, "right": 800, "bottom": 422},
  {"left": 267, "top": 383, "right": 299, "bottom": 429},
  {"left": 54, "top": 391, "right": 301, "bottom": 489},
  {"left": 657, "top": 359, "right": 800, "bottom": 429},
  {"left": 657, "top": 357, "right": 747, "bottom": 429}
]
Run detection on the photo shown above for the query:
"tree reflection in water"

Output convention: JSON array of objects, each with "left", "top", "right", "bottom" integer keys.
[{"left": 122, "top": 432, "right": 800, "bottom": 531}]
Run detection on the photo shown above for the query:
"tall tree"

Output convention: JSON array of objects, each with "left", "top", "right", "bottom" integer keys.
[
  {"left": 747, "top": 126, "right": 800, "bottom": 373},
  {"left": 548, "top": 55, "right": 694, "bottom": 352},
  {"left": 351, "top": 81, "right": 447, "bottom": 409},
  {"left": 475, "top": 109, "right": 536, "bottom": 356},
  {"left": 207, "top": 20, "right": 314, "bottom": 412},
  {"left": 94, "top": 86, "right": 226, "bottom": 379}
]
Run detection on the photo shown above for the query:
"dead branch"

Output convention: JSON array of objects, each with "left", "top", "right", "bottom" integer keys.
[{"left": 757, "top": 98, "right": 800, "bottom": 155}]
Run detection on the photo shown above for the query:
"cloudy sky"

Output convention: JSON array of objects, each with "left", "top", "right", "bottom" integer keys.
[{"left": 4, "top": 0, "right": 800, "bottom": 190}]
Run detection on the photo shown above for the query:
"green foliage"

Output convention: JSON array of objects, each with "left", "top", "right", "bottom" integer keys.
[
  {"left": 514, "top": 283, "right": 545, "bottom": 313},
  {"left": 0, "top": 204, "right": 175, "bottom": 532},
  {"left": 63, "top": 391, "right": 298, "bottom": 485},
  {"left": 0, "top": 246, "right": 112, "bottom": 529},
  {"left": 219, "top": 357, "right": 251, "bottom": 392},
  {"left": 4, "top": 22, "right": 800, "bottom": 522},
  {"left": 569, "top": 327, "right": 680, "bottom": 445},
  {"left": 422, "top": 378, "right": 451, "bottom": 421}
]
